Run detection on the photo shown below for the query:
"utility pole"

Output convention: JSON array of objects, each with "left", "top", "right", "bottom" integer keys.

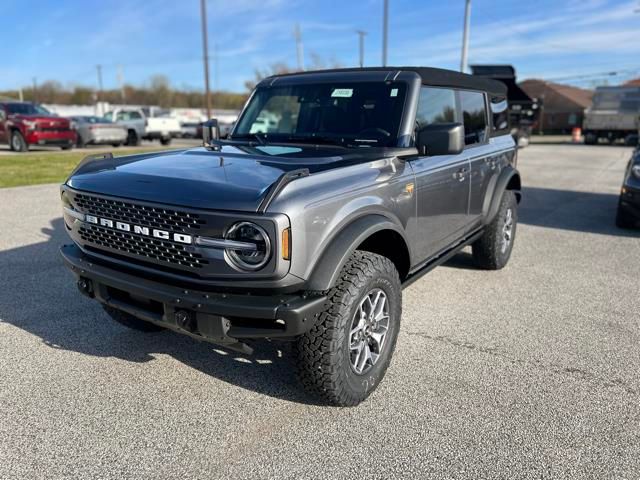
[
  {"left": 382, "top": 0, "right": 388, "bottom": 66},
  {"left": 214, "top": 42, "right": 219, "bottom": 93},
  {"left": 200, "top": 0, "right": 212, "bottom": 119},
  {"left": 460, "top": 0, "right": 471, "bottom": 73},
  {"left": 32, "top": 77, "right": 37, "bottom": 102},
  {"left": 96, "top": 65, "right": 103, "bottom": 116},
  {"left": 294, "top": 23, "right": 304, "bottom": 71},
  {"left": 356, "top": 30, "right": 367, "bottom": 68},
  {"left": 117, "top": 65, "right": 126, "bottom": 103}
]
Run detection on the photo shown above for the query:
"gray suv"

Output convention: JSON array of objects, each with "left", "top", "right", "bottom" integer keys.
[{"left": 60, "top": 67, "right": 521, "bottom": 406}]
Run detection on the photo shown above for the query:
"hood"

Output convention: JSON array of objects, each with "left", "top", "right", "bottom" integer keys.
[
  {"left": 66, "top": 144, "right": 398, "bottom": 211},
  {"left": 12, "top": 114, "right": 70, "bottom": 126}
]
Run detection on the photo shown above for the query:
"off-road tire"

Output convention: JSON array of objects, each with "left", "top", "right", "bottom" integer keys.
[
  {"left": 616, "top": 202, "right": 637, "bottom": 229},
  {"left": 102, "top": 305, "right": 165, "bottom": 332},
  {"left": 473, "top": 190, "right": 518, "bottom": 270},
  {"left": 10, "top": 130, "right": 28, "bottom": 152},
  {"left": 295, "top": 251, "right": 402, "bottom": 407}
]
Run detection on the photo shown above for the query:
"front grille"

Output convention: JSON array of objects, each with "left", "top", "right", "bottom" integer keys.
[
  {"left": 79, "top": 224, "right": 209, "bottom": 269},
  {"left": 74, "top": 194, "right": 206, "bottom": 232},
  {"left": 38, "top": 127, "right": 70, "bottom": 132}
]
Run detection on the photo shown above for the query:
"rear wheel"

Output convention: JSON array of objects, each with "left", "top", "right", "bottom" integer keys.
[
  {"left": 160, "top": 136, "right": 172, "bottom": 146},
  {"left": 10, "top": 131, "right": 28, "bottom": 152},
  {"left": 102, "top": 305, "right": 165, "bottom": 332},
  {"left": 111, "top": 143, "right": 122, "bottom": 147},
  {"left": 473, "top": 190, "right": 518, "bottom": 270},
  {"left": 126, "top": 129, "right": 140, "bottom": 146},
  {"left": 76, "top": 134, "right": 86, "bottom": 148},
  {"left": 295, "top": 251, "right": 402, "bottom": 406}
]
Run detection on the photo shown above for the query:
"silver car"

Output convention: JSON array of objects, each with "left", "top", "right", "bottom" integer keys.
[{"left": 71, "top": 116, "right": 127, "bottom": 148}]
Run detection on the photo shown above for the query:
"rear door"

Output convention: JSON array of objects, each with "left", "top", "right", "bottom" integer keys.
[
  {"left": 411, "top": 86, "right": 471, "bottom": 262},
  {"left": 462, "top": 90, "right": 501, "bottom": 229}
]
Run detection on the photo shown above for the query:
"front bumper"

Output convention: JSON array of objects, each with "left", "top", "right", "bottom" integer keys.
[
  {"left": 61, "top": 244, "right": 327, "bottom": 353},
  {"left": 25, "top": 130, "right": 76, "bottom": 146},
  {"left": 620, "top": 184, "right": 640, "bottom": 219}
]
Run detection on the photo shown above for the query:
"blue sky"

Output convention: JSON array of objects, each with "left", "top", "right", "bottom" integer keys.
[{"left": 1, "top": 0, "right": 639, "bottom": 93}]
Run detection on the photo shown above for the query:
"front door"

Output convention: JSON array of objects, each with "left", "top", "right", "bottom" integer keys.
[
  {"left": 410, "top": 86, "right": 471, "bottom": 262},
  {"left": 412, "top": 154, "right": 471, "bottom": 260}
]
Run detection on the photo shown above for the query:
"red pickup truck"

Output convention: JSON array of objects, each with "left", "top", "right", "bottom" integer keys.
[{"left": 0, "top": 101, "right": 76, "bottom": 151}]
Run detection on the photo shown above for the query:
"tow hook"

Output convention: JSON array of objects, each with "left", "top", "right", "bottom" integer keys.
[
  {"left": 175, "top": 310, "right": 197, "bottom": 333},
  {"left": 77, "top": 277, "right": 94, "bottom": 298}
]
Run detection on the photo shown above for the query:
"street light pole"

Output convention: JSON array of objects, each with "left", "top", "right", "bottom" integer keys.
[
  {"left": 200, "top": 0, "right": 212, "bottom": 120},
  {"left": 294, "top": 24, "right": 305, "bottom": 71},
  {"left": 460, "top": 0, "right": 471, "bottom": 73},
  {"left": 356, "top": 30, "right": 367, "bottom": 68},
  {"left": 382, "top": 0, "right": 388, "bottom": 66}
]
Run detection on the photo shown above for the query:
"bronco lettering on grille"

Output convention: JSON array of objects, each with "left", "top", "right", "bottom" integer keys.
[{"left": 84, "top": 214, "right": 192, "bottom": 245}]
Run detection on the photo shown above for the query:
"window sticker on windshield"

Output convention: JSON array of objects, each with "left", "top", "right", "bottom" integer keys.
[
  {"left": 332, "top": 88, "right": 353, "bottom": 98},
  {"left": 390, "top": 88, "right": 398, "bottom": 97}
]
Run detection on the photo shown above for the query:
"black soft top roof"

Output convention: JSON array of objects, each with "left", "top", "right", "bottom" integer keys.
[{"left": 264, "top": 66, "right": 507, "bottom": 97}]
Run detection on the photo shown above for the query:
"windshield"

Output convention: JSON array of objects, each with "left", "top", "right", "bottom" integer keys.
[
  {"left": 78, "top": 116, "right": 112, "bottom": 124},
  {"left": 7, "top": 103, "right": 51, "bottom": 115},
  {"left": 233, "top": 82, "right": 408, "bottom": 147}
]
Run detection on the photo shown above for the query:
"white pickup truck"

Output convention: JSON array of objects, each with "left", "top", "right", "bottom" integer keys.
[{"left": 104, "top": 107, "right": 181, "bottom": 146}]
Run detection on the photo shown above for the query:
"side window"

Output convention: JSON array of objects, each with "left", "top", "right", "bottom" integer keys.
[
  {"left": 460, "top": 90, "right": 487, "bottom": 145},
  {"left": 116, "top": 111, "right": 128, "bottom": 121},
  {"left": 130, "top": 111, "right": 143, "bottom": 120},
  {"left": 489, "top": 95, "right": 509, "bottom": 135},
  {"left": 416, "top": 87, "right": 456, "bottom": 129}
]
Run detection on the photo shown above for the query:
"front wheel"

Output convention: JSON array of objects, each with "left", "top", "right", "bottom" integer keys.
[
  {"left": 616, "top": 201, "right": 637, "bottom": 229},
  {"left": 10, "top": 131, "right": 28, "bottom": 152},
  {"left": 295, "top": 251, "right": 402, "bottom": 406},
  {"left": 472, "top": 190, "right": 518, "bottom": 270},
  {"left": 160, "top": 136, "right": 172, "bottom": 146}
]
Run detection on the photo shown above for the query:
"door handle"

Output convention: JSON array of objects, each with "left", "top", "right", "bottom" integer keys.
[{"left": 454, "top": 167, "right": 469, "bottom": 181}]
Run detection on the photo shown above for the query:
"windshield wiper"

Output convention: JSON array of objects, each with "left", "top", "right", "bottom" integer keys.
[
  {"left": 284, "top": 135, "right": 354, "bottom": 148},
  {"left": 231, "top": 133, "right": 266, "bottom": 145}
]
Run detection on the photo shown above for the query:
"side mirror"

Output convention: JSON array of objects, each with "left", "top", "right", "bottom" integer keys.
[
  {"left": 416, "top": 122, "right": 464, "bottom": 156},
  {"left": 202, "top": 118, "right": 220, "bottom": 148}
]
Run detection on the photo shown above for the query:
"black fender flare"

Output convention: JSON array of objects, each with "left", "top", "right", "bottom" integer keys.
[
  {"left": 483, "top": 165, "right": 521, "bottom": 225},
  {"left": 305, "top": 214, "right": 409, "bottom": 292}
]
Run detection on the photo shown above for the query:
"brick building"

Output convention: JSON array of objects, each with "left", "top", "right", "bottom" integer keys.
[{"left": 519, "top": 80, "right": 593, "bottom": 134}]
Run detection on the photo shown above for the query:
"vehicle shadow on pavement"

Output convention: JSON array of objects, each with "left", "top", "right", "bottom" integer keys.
[
  {"left": 440, "top": 186, "right": 638, "bottom": 271},
  {"left": 0, "top": 217, "right": 322, "bottom": 405},
  {"left": 515, "top": 186, "right": 639, "bottom": 237}
]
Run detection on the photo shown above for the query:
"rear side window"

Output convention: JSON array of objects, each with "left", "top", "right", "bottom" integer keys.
[
  {"left": 416, "top": 87, "right": 456, "bottom": 128},
  {"left": 460, "top": 91, "right": 487, "bottom": 145},
  {"left": 490, "top": 95, "right": 509, "bottom": 135}
]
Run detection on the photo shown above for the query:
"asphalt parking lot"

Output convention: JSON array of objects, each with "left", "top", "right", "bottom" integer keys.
[{"left": 1, "top": 144, "right": 638, "bottom": 479}]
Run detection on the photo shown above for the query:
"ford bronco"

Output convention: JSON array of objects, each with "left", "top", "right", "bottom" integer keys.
[{"left": 61, "top": 67, "right": 521, "bottom": 406}]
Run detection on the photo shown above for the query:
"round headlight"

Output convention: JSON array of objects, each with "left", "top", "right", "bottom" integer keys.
[{"left": 224, "top": 222, "right": 271, "bottom": 271}]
